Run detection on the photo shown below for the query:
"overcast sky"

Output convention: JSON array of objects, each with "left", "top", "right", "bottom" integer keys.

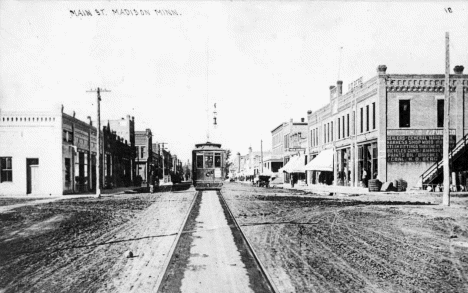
[{"left": 1, "top": 1, "right": 467, "bottom": 162}]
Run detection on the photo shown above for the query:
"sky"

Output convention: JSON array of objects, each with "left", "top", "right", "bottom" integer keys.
[{"left": 1, "top": 1, "right": 467, "bottom": 163}]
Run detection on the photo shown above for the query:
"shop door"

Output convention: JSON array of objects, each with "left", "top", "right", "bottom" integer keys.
[{"left": 26, "top": 158, "right": 39, "bottom": 194}]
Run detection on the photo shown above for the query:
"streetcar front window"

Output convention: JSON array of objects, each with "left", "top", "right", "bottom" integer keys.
[
  {"left": 196, "top": 155, "right": 203, "bottom": 168},
  {"left": 205, "top": 153, "right": 213, "bottom": 168},
  {"left": 215, "top": 153, "right": 221, "bottom": 168}
]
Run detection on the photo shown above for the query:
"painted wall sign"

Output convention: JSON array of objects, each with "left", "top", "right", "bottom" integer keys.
[{"left": 386, "top": 129, "right": 456, "bottom": 162}]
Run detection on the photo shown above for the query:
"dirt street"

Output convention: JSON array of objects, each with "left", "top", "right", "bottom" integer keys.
[
  {"left": 223, "top": 183, "right": 468, "bottom": 293},
  {"left": 0, "top": 190, "right": 195, "bottom": 293},
  {"left": 1, "top": 184, "right": 468, "bottom": 293}
]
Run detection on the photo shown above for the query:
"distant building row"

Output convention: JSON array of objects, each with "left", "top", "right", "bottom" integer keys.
[
  {"left": 239, "top": 65, "right": 468, "bottom": 189},
  {"left": 0, "top": 105, "right": 184, "bottom": 196}
]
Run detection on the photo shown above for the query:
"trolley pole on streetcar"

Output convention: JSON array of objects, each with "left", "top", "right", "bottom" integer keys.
[
  {"left": 87, "top": 87, "right": 111, "bottom": 198},
  {"left": 443, "top": 32, "right": 451, "bottom": 206}
]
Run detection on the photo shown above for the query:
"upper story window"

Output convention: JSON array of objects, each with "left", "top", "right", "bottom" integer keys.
[
  {"left": 140, "top": 146, "right": 146, "bottom": 158},
  {"left": 347, "top": 114, "right": 350, "bottom": 137},
  {"left": 0, "top": 157, "right": 13, "bottom": 182},
  {"left": 399, "top": 100, "right": 411, "bottom": 128},
  {"left": 342, "top": 115, "right": 345, "bottom": 138},
  {"left": 360, "top": 108, "right": 364, "bottom": 133},
  {"left": 437, "top": 99, "right": 444, "bottom": 128},
  {"left": 62, "top": 130, "right": 73, "bottom": 143},
  {"left": 338, "top": 118, "right": 341, "bottom": 139},
  {"left": 366, "top": 105, "right": 370, "bottom": 131},
  {"left": 324, "top": 124, "right": 326, "bottom": 143},
  {"left": 372, "top": 103, "right": 376, "bottom": 129}
]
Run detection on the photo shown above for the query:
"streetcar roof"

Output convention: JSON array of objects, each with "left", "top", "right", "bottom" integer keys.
[{"left": 193, "top": 141, "right": 224, "bottom": 151}]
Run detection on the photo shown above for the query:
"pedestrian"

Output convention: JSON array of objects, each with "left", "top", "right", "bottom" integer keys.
[
  {"left": 362, "top": 168, "right": 368, "bottom": 188},
  {"left": 150, "top": 171, "right": 155, "bottom": 193}
]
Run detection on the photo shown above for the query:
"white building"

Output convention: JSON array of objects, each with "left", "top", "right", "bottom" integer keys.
[{"left": 0, "top": 106, "right": 64, "bottom": 195}]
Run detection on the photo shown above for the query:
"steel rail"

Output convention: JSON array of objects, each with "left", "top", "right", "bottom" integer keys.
[
  {"left": 154, "top": 190, "right": 199, "bottom": 292},
  {"left": 218, "top": 190, "right": 281, "bottom": 293}
]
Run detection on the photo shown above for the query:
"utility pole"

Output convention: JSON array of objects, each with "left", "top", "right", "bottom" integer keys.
[
  {"left": 87, "top": 87, "right": 110, "bottom": 198},
  {"left": 159, "top": 142, "right": 167, "bottom": 182},
  {"left": 261, "top": 140, "right": 264, "bottom": 174},
  {"left": 443, "top": 32, "right": 451, "bottom": 206}
]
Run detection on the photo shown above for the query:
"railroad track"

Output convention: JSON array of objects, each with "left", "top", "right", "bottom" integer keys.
[{"left": 156, "top": 190, "right": 279, "bottom": 293}]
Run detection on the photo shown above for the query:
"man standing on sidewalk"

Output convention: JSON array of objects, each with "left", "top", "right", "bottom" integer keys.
[{"left": 150, "top": 171, "right": 156, "bottom": 193}]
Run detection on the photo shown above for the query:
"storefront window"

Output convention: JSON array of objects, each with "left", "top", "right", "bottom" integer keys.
[
  {"left": 358, "top": 142, "right": 378, "bottom": 186},
  {"left": 337, "top": 148, "right": 350, "bottom": 186}
]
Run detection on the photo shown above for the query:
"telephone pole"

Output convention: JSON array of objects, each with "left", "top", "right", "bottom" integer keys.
[
  {"left": 261, "top": 140, "right": 264, "bottom": 174},
  {"left": 159, "top": 143, "right": 167, "bottom": 182},
  {"left": 87, "top": 87, "right": 111, "bottom": 198},
  {"left": 443, "top": 32, "right": 450, "bottom": 206}
]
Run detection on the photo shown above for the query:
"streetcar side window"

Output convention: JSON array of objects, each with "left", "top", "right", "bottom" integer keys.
[
  {"left": 205, "top": 153, "right": 213, "bottom": 168},
  {"left": 196, "top": 154, "right": 203, "bottom": 168},
  {"left": 215, "top": 153, "right": 221, "bottom": 168}
]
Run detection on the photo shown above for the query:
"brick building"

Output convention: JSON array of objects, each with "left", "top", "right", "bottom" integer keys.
[
  {"left": 135, "top": 129, "right": 153, "bottom": 185},
  {"left": 0, "top": 105, "right": 136, "bottom": 195},
  {"left": 306, "top": 65, "right": 468, "bottom": 189},
  {"left": 106, "top": 115, "right": 136, "bottom": 182},
  {"left": 270, "top": 118, "right": 307, "bottom": 183},
  {"left": 102, "top": 125, "right": 134, "bottom": 188}
]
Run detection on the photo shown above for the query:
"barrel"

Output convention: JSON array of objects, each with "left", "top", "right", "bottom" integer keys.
[
  {"left": 397, "top": 179, "right": 407, "bottom": 192},
  {"left": 368, "top": 179, "right": 382, "bottom": 192}
]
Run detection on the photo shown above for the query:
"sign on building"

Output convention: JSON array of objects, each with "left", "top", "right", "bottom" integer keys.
[{"left": 386, "top": 129, "right": 456, "bottom": 162}]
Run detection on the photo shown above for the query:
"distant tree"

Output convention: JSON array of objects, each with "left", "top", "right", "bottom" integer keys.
[{"left": 224, "top": 149, "right": 233, "bottom": 177}]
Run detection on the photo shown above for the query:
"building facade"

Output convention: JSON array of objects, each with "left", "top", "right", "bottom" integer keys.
[
  {"left": 106, "top": 115, "right": 136, "bottom": 182},
  {"left": 307, "top": 65, "right": 468, "bottom": 188},
  {"left": 0, "top": 106, "right": 137, "bottom": 196},
  {"left": 135, "top": 129, "right": 153, "bottom": 185}
]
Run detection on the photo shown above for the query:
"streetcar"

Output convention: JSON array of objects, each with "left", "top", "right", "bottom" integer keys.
[{"left": 192, "top": 142, "right": 226, "bottom": 190}]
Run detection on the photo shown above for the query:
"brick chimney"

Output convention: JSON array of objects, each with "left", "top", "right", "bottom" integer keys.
[
  {"left": 454, "top": 65, "right": 464, "bottom": 74},
  {"left": 337, "top": 81, "right": 343, "bottom": 96},
  {"left": 377, "top": 65, "right": 387, "bottom": 75}
]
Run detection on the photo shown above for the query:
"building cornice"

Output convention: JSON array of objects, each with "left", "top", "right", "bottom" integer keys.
[{"left": 385, "top": 75, "right": 468, "bottom": 92}]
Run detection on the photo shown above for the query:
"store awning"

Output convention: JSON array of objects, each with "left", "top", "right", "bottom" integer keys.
[
  {"left": 282, "top": 156, "right": 306, "bottom": 173},
  {"left": 260, "top": 169, "right": 274, "bottom": 176},
  {"left": 305, "top": 149, "right": 334, "bottom": 171}
]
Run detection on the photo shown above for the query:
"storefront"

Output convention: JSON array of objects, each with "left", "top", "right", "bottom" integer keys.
[
  {"left": 358, "top": 141, "right": 378, "bottom": 187},
  {"left": 336, "top": 147, "right": 351, "bottom": 186},
  {"left": 305, "top": 149, "right": 334, "bottom": 185}
]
